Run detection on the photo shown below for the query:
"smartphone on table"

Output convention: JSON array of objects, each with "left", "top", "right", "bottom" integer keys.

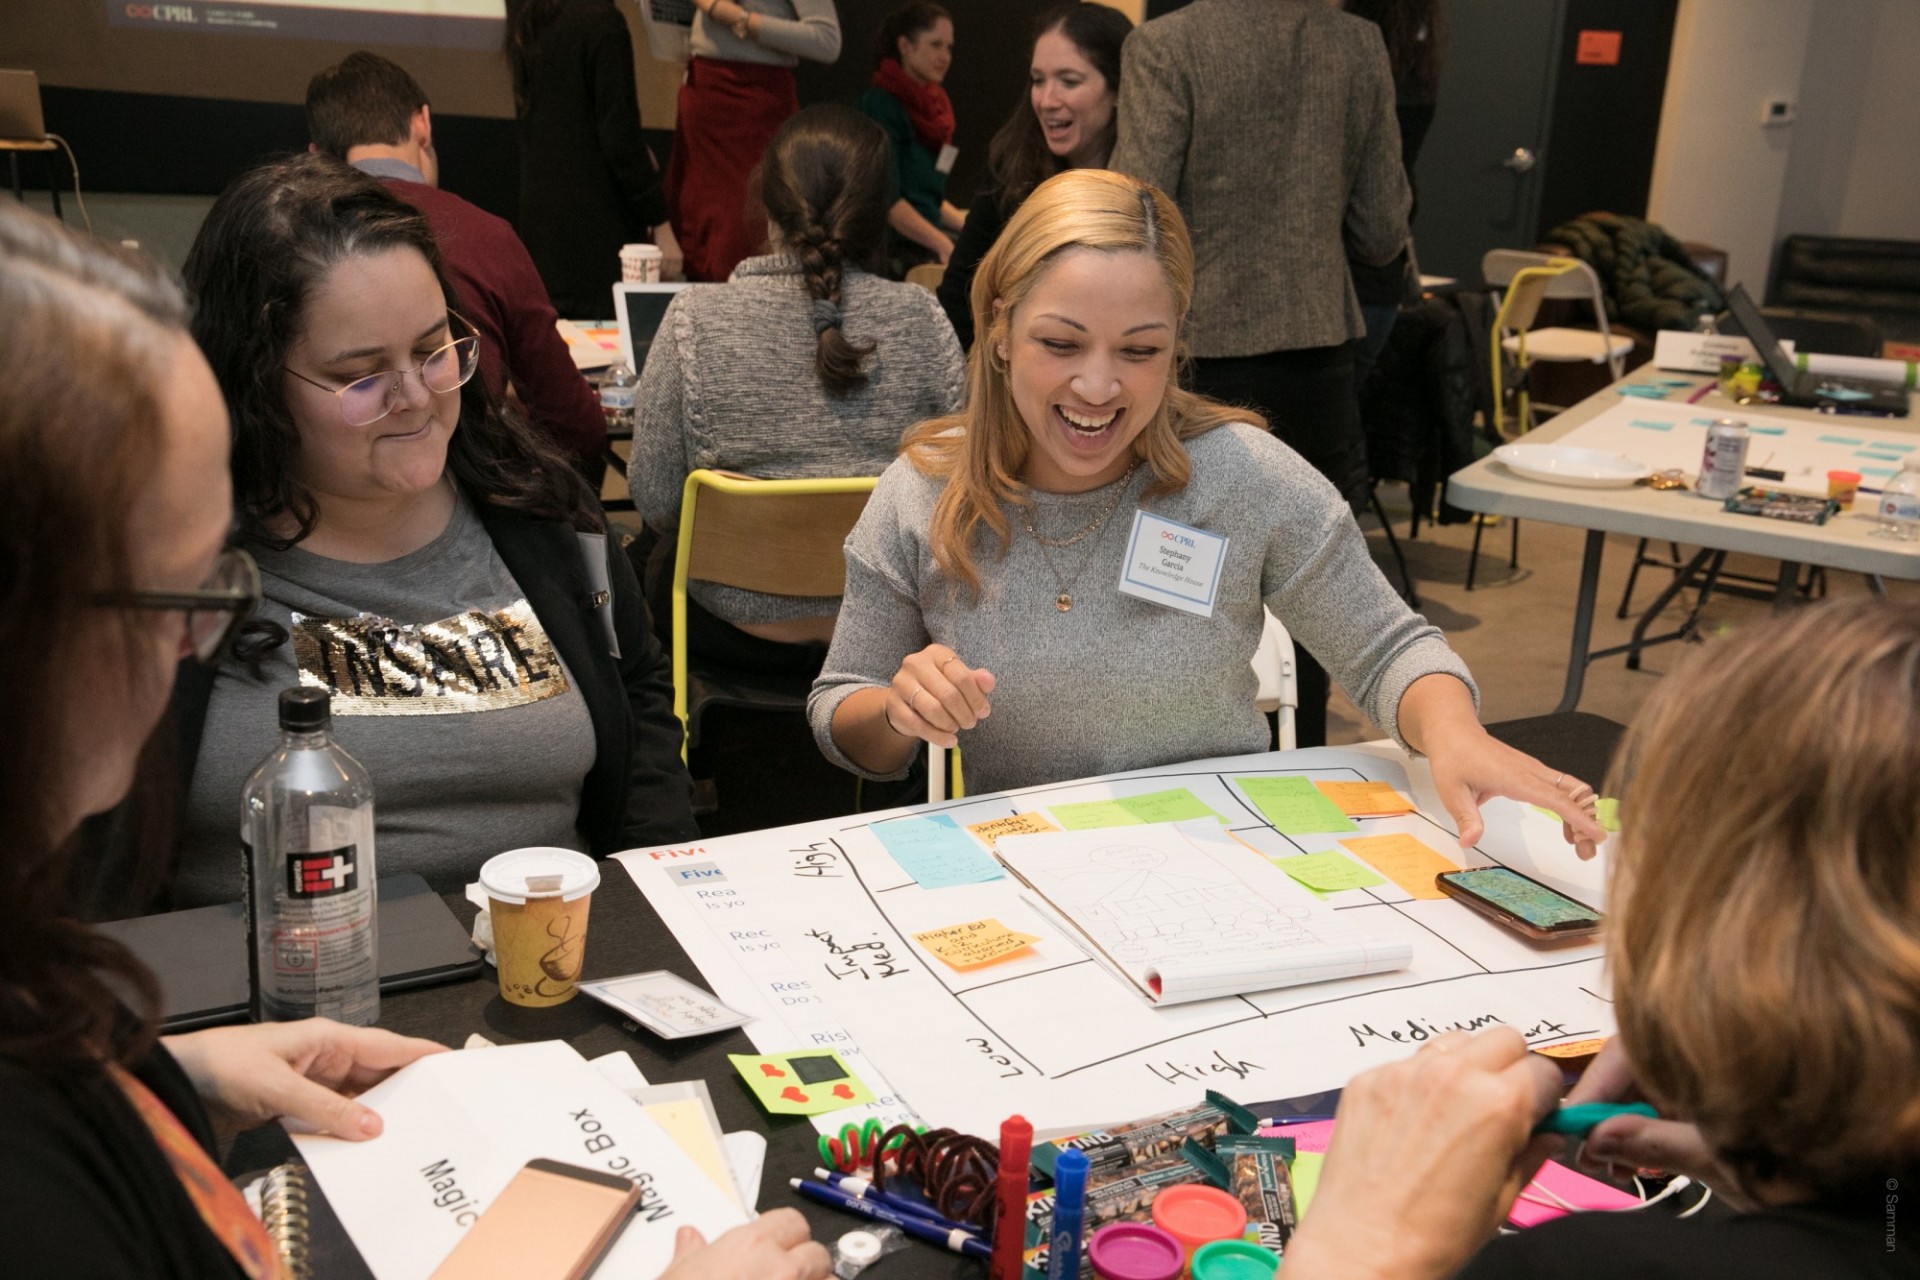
[
  {"left": 430, "top": 1158, "right": 641, "bottom": 1280},
  {"left": 1434, "top": 867, "right": 1602, "bottom": 941}
]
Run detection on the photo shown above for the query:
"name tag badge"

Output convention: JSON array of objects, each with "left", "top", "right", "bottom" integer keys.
[
  {"left": 1117, "top": 511, "right": 1228, "bottom": 618},
  {"left": 935, "top": 143, "right": 959, "bottom": 175}
]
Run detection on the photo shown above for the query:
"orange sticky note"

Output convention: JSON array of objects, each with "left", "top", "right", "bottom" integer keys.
[
  {"left": 913, "top": 918, "right": 1041, "bottom": 971},
  {"left": 967, "top": 812, "right": 1060, "bottom": 845},
  {"left": 1534, "top": 1037, "right": 1608, "bottom": 1061},
  {"left": 1338, "top": 834, "right": 1458, "bottom": 899},
  {"left": 1313, "top": 781, "right": 1415, "bottom": 817}
]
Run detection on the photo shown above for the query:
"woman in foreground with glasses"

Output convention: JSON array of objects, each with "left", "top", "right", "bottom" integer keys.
[
  {"left": 0, "top": 199, "right": 825, "bottom": 1280},
  {"left": 153, "top": 154, "right": 696, "bottom": 907}
]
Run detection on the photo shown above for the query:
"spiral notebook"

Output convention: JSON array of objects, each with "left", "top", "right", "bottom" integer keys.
[
  {"left": 243, "top": 1160, "right": 371, "bottom": 1280},
  {"left": 995, "top": 820, "right": 1412, "bottom": 1005}
]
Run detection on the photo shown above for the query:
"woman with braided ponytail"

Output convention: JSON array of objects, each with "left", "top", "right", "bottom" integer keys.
[{"left": 628, "top": 104, "right": 965, "bottom": 674}]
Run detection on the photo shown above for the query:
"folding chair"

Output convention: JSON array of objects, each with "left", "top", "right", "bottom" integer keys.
[{"left": 1468, "top": 251, "right": 1632, "bottom": 589}]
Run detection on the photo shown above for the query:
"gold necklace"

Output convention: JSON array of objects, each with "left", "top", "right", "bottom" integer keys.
[{"left": 1019, "top": 463, "right": 1140, "bottom": 612}]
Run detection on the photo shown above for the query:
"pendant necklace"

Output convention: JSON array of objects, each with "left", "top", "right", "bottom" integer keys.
[{"left": 1019, "top": 462, "right": 1139, "bottom": 613}]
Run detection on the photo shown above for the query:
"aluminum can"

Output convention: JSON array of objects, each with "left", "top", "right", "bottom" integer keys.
[{"left": 1698, "top": 418, "right": 1750, "bottom": 501}]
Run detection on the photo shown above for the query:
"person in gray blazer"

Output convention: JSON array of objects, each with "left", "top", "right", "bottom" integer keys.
[{"left": 1110, "top": 0, "right": 1410, "bottom": 747}]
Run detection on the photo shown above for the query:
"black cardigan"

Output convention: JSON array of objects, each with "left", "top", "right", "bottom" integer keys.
[
  {"left": 87, "top": 502, "right": 696, "bottom": 917},
  {"left": 0, "top": 1044, "right": 244, "bottom": 1279}
]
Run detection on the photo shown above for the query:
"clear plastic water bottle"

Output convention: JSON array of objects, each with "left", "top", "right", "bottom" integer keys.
[
  {"left": 1876, "top": 457, "right": 1920, "bottom": 541},
  {"left": 242, "top": 688, "right": 379, "bottom": 1026},
  {"left": 599, "top": 360, "right": 637, "bottom": 432}
]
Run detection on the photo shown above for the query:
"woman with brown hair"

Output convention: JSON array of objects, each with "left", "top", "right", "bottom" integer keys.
[
  {"left": 808, "top": 168, "right": 1603, "bottom": 856},
  {"left": 937, "top": 0, "right": 1134, "bottom": 348},
  {"left": 1282, "top": 599, "right": 1920, "bottom": 1279},
  {"left": 628, "top": 103, "right": 965, "bottom": 673},
  {"left": 0, "top": 198, "right": 833, "bottom": 1280},
  {"left": 857, "top": 1, "right": 964, "bottom": 271}
]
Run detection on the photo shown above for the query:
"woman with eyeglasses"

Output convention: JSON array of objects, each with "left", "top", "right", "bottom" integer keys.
[{"left": 148, "top": 153, "right": 697, "bottom": 910}]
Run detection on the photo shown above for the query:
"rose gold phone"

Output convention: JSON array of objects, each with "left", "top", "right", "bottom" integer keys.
[{"left": 429, "top": 1158, "right": 641, "bottom": 1280}]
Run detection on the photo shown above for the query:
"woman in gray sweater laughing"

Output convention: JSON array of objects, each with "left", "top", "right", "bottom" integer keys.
[
  {"left": 808, "top": 169, "right": 1605, "bottom": 858},
  {"left": 628, "top": 104, "right": 965, "bottom": 672}
]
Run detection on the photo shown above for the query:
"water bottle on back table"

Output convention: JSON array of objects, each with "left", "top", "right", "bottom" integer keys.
[
  {"left": 1877, "top": 457, "right": 1920, "bottom": 542},
  {"left": 242, "top": 687, "right": 379, "bottom": 1025}
]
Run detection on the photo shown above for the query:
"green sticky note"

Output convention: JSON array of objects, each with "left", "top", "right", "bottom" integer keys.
[
  {"left": 1290, "top": 1152, "right": 1325, "bottom": 1215},
  {"left": 1233, "top": 776, "right": 1359, "bottom": 835},
  {"left": 1049, "top": 799, "right": 1145, "bottom": 830},
  {"left": 1114, "top": 788, "right": 1226, "bottom": 825},
  {"left": 1532, "top": 798, "right": 1621, "bottom": 833},
  {"left": 1275, "top": 849, "right": 1387, "bottom": 895},
  {"left": 728, "top": 1051, "right": 875, "bottom": 1116}
]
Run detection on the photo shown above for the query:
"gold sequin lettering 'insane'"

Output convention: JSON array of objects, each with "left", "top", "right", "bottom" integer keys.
[{"left": 290, "top": 601, "right": 568, "bottom": 716}]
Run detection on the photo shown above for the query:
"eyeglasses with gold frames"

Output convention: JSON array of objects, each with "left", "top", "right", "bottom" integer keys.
[{"left": 283, "top": 312, "right": 481, "bottom": 428}]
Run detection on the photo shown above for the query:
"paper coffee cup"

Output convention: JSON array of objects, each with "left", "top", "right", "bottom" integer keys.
[
  {"left": 479, "top": 847, "right": 600, "bottom": 1007},
  {"left": 620, "top": 243, "right": 663, "bottom": 283}
]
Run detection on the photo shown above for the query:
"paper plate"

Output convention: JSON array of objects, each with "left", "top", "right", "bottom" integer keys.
[{"left": 1494, "top": 443, "right": 1651, "bottom": 489}]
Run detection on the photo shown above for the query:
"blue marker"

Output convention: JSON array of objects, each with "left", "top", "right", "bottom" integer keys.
[
  {"left": 810, "top": 1168, "right": 969, "bottom": 1232},
  {"left": 1048, "top": 1147, "right": 1090, "bottom": 1280},
  {"left": 790, "top": 1178, "right": 992, "bottom": 1260},
  {"left": 1533, "top": 1101, "right": 1658, "bottom": 1138}
]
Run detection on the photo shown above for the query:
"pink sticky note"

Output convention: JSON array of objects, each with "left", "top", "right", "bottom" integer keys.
[
  {"left": 1507, "top": 1159, "right": 1642, "bottom": 1227},
  {"left": 1257, "top": 1119, "right": 1335, "bottom": 1154}
]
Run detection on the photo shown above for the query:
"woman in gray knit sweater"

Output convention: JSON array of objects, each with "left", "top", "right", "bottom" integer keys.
[
  {"left": 627, "top": 105, "right": 965, "bottom": 670},
  {"left": 808, "top": 169, "right": 1606, "bottom": 857}
]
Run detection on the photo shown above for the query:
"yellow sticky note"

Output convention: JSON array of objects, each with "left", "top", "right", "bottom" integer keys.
[
  {"left": 913, "top": 918, "right": 1041, "bottom": 971},
  {"left": 1338, "top": 834, "right": 1458, "bottom": 900},
  {"left": 1532, "top": 798, "right": 1620, "bottom": 833},
  {"left": 639, "top": 1098, "right": 744, "bottom": 1209},
  {"left": 1290, "top": 1152, "right": 1325, "bottom": 1216},
  {"left": 967, "top": 812, "right": 1060, "bottom": 845},
  {"left": 1313, "top": 780, "right": 1415, "bottom": 817}
]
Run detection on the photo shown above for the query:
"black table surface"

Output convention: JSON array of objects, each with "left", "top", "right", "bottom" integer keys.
[{"left": 229, "top": 714, "right": 1626, "bottom": 1277}]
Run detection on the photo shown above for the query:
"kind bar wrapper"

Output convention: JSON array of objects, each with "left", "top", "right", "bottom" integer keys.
[
  {"left": 1211, "top": 1135, "right": 1299, "bottom": 1251},
  {"left": 1030, "top": 1089, "right": 1257, "bottom": 1179},
  {"left": 1023, "top": 1143, "right": 1223, "bottom": 1261}
]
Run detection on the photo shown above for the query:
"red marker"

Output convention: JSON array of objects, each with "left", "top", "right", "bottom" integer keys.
[{"left": 991, "top": 1114, "right": 1033, "bottom": 1280}]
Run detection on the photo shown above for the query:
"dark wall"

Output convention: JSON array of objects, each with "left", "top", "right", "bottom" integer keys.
[
  {"left": 1535, "top": 0, "right": 1677, "bottom": 236},
  {"left": 794, "top": 0, "right": 1045, "bottom": 205}
]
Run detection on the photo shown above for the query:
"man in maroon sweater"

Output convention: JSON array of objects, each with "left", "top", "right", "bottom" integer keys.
[{"left": 306, "top": 52, "right": 609, "bottom": 469}]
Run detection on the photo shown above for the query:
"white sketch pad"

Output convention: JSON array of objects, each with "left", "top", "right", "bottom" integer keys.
[
  {"left": 613, "top": 747, "right": 1614, "bottom": 1138},
  {"left": 1552, "top": 397, "right": 1918, "bottom": 495}
]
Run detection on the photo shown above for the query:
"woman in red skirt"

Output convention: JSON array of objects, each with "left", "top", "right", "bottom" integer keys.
[{"left": 672, "top": 0, "right": 843, "bottom": 283}]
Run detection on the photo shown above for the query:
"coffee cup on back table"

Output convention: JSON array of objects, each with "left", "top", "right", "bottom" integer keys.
[
  {"left": 479, "top": 847, "right": 600, "bottom": 1007},
  {"left": 620, "top": 243, "right": 663, "bottom": 283}
]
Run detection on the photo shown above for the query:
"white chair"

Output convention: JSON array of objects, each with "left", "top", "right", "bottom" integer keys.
[
  {"left": 1251, "top": 607, "right": 1299, "bottom": 752},
  {"left": 923, "top": 609, "right": 1299, "bottom": 802}
]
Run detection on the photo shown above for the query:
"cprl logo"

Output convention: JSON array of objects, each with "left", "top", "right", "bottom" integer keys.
[
  {"left": 124, "top": 3, "right": 199, "bottom": 22},
  {"left": 1159, "top": 530, "right": 1197, "bottom": 548}
]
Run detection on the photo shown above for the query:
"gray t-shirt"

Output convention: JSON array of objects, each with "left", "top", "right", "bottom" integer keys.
[
  {"left": 177, "top": 493, "right": 597, "bottom": 905},
  {"left": 808, "top": 423, "right": 1477, "bottom": 795}
]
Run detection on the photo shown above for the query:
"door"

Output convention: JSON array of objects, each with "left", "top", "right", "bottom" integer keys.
[{"left": 1411, "top": 0, "right": 1567, "bottom": 281}]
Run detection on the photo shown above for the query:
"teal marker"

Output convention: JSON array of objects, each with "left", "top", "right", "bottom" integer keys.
[{"left": 1533, "top": 1102, "right": 1658, "bottom": 1138}]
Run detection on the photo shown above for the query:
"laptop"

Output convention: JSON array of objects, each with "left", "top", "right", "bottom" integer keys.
[
  {"left": 612, "top": 280, "right": 700, "bottom": 371},
  {"left": 0, "top": 69, "right": 47, "bottom": 143},
  {"left": 97, "top": 873, "right": 485, "bottom": 1030},
  {"left": 1723, "top": 283, "right": 1909, "bottom": 417}
]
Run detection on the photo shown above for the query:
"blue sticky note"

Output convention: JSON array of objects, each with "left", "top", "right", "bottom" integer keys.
[
  {"left": 1860, "top": 467, "right": 1898, "bottom": 478},
  {"left": 1856, "top": 451, "right": 1902, "bottom": 462},
  {"left": 1652, "top": 378, "right": 1696, "bottom": 388},
  {"left": 1689, "top": 417, "right": 1717, "bottom": 426},
  {"left": 1749, "top": 425, "right": 1786, "bottom": 435},
  {"left": 1617, "top": 385, "right": 1670, "bottom": 399},
  {"left": 1819, "top": 435, "right": 1864, "bottom": 446},
  {"left": 1873, "top": 442, "right": 1917, "bottom": 453},
  {"left": 873, "top": 815, "right": 1004, "bottom": 889},
  {"left": 1628, "top": 419, "right": 1674, "bottom": 431}
]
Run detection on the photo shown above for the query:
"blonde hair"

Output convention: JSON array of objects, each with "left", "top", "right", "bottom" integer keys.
[
  {"left": 902, "top": 169, "right": 1261, "bottom": 595},
  {"left": 1607, "top": 600, "right": 1920, "bottom": 1195}
]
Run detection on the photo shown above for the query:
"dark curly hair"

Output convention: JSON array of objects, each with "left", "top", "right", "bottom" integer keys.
[
  {"left": 758, "top": 105, "right": 891, "bottom": 396},
  {"left": 182, "top": 153, "right": 597, "bottom": 550}
]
